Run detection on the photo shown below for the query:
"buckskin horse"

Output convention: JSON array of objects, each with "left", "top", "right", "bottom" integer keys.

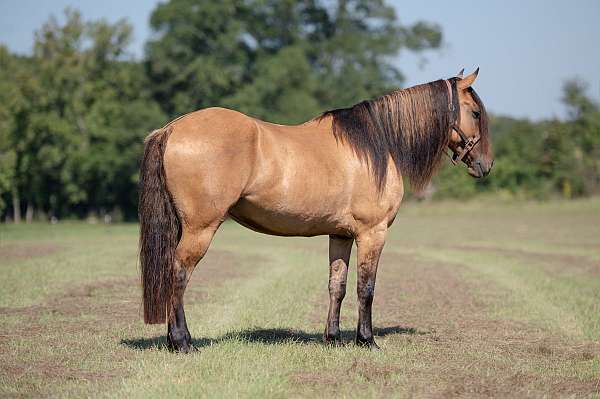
[{"left": 138, "top": 69, "right": 493, "bottom": 352}]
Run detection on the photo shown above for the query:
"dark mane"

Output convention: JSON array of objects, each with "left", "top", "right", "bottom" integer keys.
[{"left": 319, "top": 79, "right": 461, "bottom": 192}]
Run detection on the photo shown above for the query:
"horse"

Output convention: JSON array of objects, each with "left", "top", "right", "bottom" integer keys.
[{"left": 138, "top": 69, "right": 493, "bottom": 353}]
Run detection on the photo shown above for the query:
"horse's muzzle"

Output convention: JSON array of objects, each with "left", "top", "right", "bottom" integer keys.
[{"left": 468, "top": 158, "right": 493, "bottom": 178}]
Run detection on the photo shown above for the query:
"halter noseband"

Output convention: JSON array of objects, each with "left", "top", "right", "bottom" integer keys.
[{"left": 444, "top": 79, "right": 481, "bottom": 165}]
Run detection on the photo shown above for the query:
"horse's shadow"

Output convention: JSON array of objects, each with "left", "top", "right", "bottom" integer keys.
[{"left": 121, "top": 325, "right": 428, "bottom": 351}]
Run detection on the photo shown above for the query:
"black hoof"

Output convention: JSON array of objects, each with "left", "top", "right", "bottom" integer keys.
[
  {"left": 355, "top": 336, "right": 380, "bottom": 351},
  {"left": 167, "top": 331, "right": 193, "bottom": 353},
  {"left": 323, "top": 334, "right": 344, "bottom": 347},
  {"left": 167, "top": 339, "right": 192, "bottom": 353},
  {"left": 324, "top": 326, "right": 345, "bottom": 347}
]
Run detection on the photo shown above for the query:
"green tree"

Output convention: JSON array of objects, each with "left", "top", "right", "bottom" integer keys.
[
  {"left": 145, "top": 0, "right": 442, "bottom": 122},
  {"left": 562, "top": 80, "right": 600, "bottom": 195},
  {"left": 0, "top": 46, "right": 20, "bottom": 219},
  {"left": 309, "top": 0, "right": 441, "bottom": 109},
  {"left": 0, "top": 46, "right": 41, "bottom": 221},
  {"left": 1, "top": 10, "right": 166, "bottom": 221}
]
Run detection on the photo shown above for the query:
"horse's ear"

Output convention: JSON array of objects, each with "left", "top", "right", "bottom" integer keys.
[
  {"left": 457, "top": 67, "right": 479, "bottom": 90},
  {"left": 456, "top": 68, "right": 464, "bottom": 79}
]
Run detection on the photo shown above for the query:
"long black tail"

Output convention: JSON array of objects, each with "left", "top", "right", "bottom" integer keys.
[{"left": 138, "top": 127, "right": 180, "bottom": 324}]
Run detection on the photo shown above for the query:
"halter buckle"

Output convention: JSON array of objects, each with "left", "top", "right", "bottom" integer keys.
[{"left": 447, "top": 125, "right": 481, "bottom": 165}]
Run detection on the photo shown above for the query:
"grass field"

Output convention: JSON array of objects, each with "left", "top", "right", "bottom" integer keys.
[{"left": 1, "top": 199, "right": 600, "bottom": 398}]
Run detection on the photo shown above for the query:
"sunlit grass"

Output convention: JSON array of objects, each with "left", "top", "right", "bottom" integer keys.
[{"left": 1, "top": 198, "right": 599, "bottom": 397}]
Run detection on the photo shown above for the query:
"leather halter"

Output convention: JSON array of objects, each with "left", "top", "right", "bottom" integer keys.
[{"left": 444, "top": 79, "right": 481, "bottom": 165}]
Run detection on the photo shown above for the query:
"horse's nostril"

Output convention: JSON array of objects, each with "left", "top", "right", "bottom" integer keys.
[{"left": 473, "top": 158, "right": 490, "bottom": 177}]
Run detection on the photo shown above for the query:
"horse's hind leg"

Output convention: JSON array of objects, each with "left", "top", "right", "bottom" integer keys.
[
  {"left": 167, "top": 225, "right": 219, "bottom": 352},
  {"left": 324, "top": 235, "right": 353, "bottom": 345},
  {"left": 161, "top": 124, "right": 250, "bottom": 352}
]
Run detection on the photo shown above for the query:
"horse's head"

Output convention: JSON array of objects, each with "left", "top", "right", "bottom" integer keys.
[{"left": 447, "top": 68, "right": 494, "bottom": 178}]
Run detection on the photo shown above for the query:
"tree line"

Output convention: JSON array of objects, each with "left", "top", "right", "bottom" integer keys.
[{"left": 0, "top": 1, "right": 598, "bottom": 223}]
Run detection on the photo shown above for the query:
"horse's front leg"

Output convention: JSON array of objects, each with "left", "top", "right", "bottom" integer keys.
[
  {"left": 355, "top": 227, "right": 386, "bottom": 349},
  {"left": 324, "top": 235, "right": 353, "bottom": 345}
]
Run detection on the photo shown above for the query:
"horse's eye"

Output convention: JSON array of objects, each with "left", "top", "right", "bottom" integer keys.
[{"left": 472, "top": 110, "right": 481, "bottom": 119}]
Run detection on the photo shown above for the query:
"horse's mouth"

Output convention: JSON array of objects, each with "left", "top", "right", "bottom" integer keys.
[
  {"left": 468, "top": 166, "right": 483, "bottom": 178},
  {"left": 468, "top": 160, "right": 493, "bottom": 178}
]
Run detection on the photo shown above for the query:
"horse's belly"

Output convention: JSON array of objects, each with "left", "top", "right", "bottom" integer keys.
[{"left": 228, "top": 197, "right": 352, "bottom": 237}]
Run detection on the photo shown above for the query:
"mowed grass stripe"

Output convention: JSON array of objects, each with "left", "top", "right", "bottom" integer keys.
[
  {"left": 415, "top": 248, "right": 600, "bottom": 389},
  {"left": 0, "top": 222, "right": 139, "bottom": 309},
  {"left": 421, "top": 249, "right": 600, "bottom": 341}
]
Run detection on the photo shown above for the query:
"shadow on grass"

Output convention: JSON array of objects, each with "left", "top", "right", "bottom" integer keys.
[{"left": 121, "top": 325, "right": 427, "bottom": 351}]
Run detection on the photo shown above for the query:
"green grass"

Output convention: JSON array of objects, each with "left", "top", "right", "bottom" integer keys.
[{"left": 1, "top": 199, "right": 600, "bottom": 398}]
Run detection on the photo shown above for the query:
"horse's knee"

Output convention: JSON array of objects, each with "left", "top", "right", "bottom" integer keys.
[
  {"left": 329, "top": 279, "right": 347, "bottom": 300},
  {"left": 329, "top": 259, "right": 348, "bottom": 297},
  {"left": 329, "top": 281, "right": 346, "bottom": 300}
]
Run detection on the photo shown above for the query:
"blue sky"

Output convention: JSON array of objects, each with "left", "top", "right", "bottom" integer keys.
[{"left": 1, "top": 0, "right": 599, "bottom": 120}]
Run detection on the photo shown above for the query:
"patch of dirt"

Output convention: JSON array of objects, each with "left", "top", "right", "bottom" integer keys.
[
  {"left": 290, "top": 360, "right": 401, "bottom": 389},
  {"left": 0, "top": 242, "right": 64, "bottom": 262},
  {"left": 290, "top": 371, "right": 341, "bottom": 386},
  {"left": 0, "top": 248, "right": 263, "bottom": 396},
  {"left": 0, "top": 249, "right": 264, "bottom": 322},
  {"left": 302, "top": 250, "right": 600, "bottom": 398},
  {"left": 1, "top": 362, "right": 123, "bottom": 382},
  {"left": 442, "top": 373, "right": 600, "bottom": 398},
  {"left": 346, "top": 359, "right": 400, "bottom": 383},
  {"left": 0, "top": 278, "right": 136, "bottom": 324}
]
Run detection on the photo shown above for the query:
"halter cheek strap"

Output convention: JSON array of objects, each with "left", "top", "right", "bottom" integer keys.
[{"left": 444, "top": 79, "right": 481, "bottom": 165}]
